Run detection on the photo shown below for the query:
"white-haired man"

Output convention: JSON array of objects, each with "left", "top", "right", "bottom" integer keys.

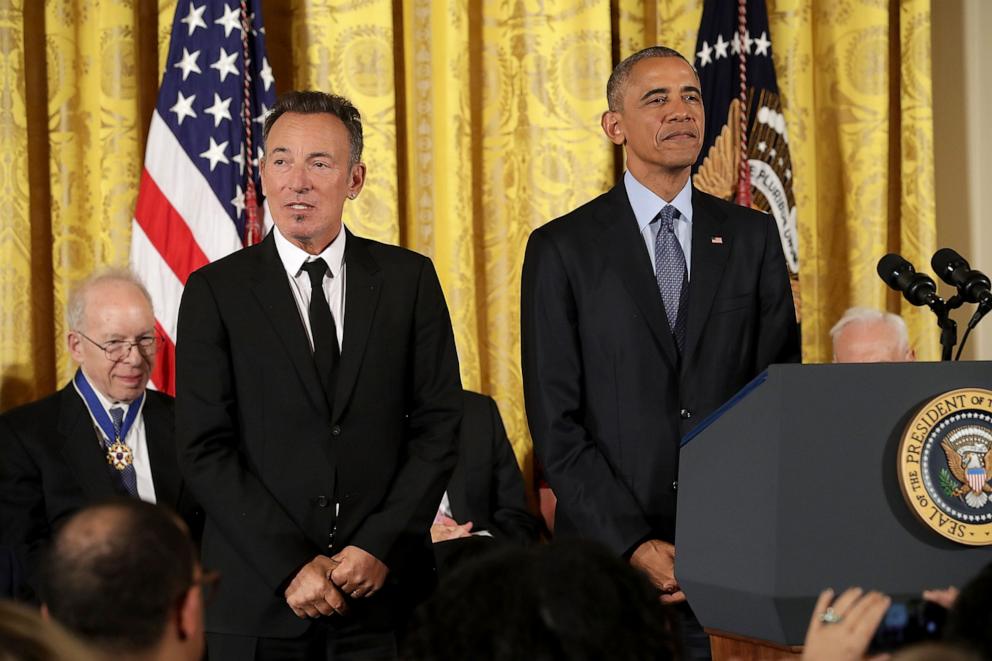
[
  {"left": 0, "top": 269, "right": 201, "bottom": 602},
  {"left": 830, "top": 307, "right": 916, "bottom": 363}
]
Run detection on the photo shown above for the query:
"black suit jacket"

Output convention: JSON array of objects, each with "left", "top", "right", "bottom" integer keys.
[
  {"left": 433, "top": 391, "right": 539, "bottom": 573},
  {"left": 521, "top": 182, "right": 799, "bottom": 556},
  {"left": 0, "top": 386, "right": 201, "bottom": 602},
  {"left": 175, "top": 230, "right": 462, "bottom": 639}
]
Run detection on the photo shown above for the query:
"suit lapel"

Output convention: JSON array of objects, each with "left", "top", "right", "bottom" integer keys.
[
  {"left": 446, "top": 454, "right": 469, "bottom": 522},
  {"left": 599, "top": 183, "right": 679, "bottom": 367},
  {"left": 57, "top": 387, "right": 119, "bottom": 500},
  {"left": 250, "top": 233, "right": 329, "bottom": 416},
  {"left": 143, "top": 394, "right": 179, "bottom": 509},
  {"left": 332, "top": 231, "right": 382, "bottom": 422},
  {"left": 683, "top": 188, "right": 731, "bottom": 361}
]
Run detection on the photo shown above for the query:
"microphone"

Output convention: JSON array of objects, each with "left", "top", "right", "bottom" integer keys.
[
  {"left": 876, "top": 254, "right": 939, "bottom": 307},
  {"left": 931, "top": 248, "right": 992, "bottom": 305}
]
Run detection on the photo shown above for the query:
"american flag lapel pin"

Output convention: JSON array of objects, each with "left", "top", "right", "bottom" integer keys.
[{"left": 711, "top": 236, "right": 724, "bottom": 245}]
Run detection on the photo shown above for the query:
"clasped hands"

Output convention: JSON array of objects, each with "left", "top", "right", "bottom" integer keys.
[{"left": 284, "top": 545, "right": 388, "bottom": 619}]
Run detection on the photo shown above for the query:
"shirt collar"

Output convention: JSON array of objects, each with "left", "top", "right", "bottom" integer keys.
[
  {"left": 623, "top": 171, "right": 694, "bottom": 234},
  {"left": 75, "top": 368, "right": 138, "bottom": 410},
  {"left": 273, "top": 224, "right": 348, "bottom": 279},
  {"left": 90, "top": 380, "right": 124, "bottom": 411}
]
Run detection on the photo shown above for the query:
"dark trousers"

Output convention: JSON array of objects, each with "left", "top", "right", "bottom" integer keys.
[
  {"left": 207, "top": 621, "right": 397, "bottom": 661},
  {"left": 675, "top": 601, "right": 712, "bottom": 661}
]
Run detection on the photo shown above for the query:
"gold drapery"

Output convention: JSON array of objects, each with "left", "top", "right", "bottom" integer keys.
[
  {"left": 45, "top": 0, "right": 148, "bottom": 384},
  {"left": 0, "top": 0, "right": 41, "bottom": 407},
  {"left": 0, "top": 1, "right": 936, "bottom": 472},
  {"left": 784, "top": 0, "right": 937, "bottom": 362}
]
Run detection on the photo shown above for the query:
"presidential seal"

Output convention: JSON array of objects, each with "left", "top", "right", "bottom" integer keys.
[{"left": 898, "top": 388, "right": 992, "bottom": 546}]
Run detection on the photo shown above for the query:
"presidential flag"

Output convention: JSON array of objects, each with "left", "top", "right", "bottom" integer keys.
[
  {"left": 130, "top": 0, "right": 276, "bottom": 393},
  {"left": 692, "top": 0, "right": 799, "bottom": 282}
]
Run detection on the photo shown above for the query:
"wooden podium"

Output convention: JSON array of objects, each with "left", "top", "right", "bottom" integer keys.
[
  {"left": 707, "top": 629, "right": 801, "bottom": 660},
  {"left": 674, "top": 362, "right": 992, "bottom": 659}
]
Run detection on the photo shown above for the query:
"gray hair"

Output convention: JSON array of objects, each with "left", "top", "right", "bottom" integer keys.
[
  {"left": 66, "top": 268, "right": 154, "bottom": 331},
  {"left": 607, "top": 46, "right": 695, "bottom": 112},
  {"left": 829, "top": 306, "right": 910, "bottom": 355}
]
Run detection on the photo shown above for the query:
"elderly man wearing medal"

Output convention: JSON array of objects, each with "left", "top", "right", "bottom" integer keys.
[{"left": 0, "top": 268, "right": 201, "bottom": 603}]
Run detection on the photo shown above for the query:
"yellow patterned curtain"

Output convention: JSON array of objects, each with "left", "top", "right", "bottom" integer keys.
[
  {"left": 782, "top": 0, "right": 937, "bottom": 362},
  {"left": 289, "top": 0, "right": 401, "bottom": 247},
  {"left": 46, "top": 0, "right": 148, "bottom": 385},
  {"left": 0, "top": 1, "right": 936, "bottom": 474},
  {"left": 0, "top": 0, "right": 45, "bottom": 408},
  {"left": 468, "top": 1, "right": 614, "bottom": 478},
  {"left": 0, "top": 0, "right": 159, "bottom": 409}
]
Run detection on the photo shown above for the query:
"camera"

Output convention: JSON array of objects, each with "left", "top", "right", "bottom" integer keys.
[{"left": 868, "top": 598, "right": 947, "bottom": 653}]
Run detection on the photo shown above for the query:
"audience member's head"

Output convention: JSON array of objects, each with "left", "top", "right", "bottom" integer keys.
[
  {"left": 830, "top": 307, "right": 915, "bottom": 363},
  {"left": 944, "top": 562, "right": 992, "bottom": 659},
  {"left": 404, "top": 541, "right": 678, "bottom": 660},
  {"left": 0, "top": 600, "right": 99, "bottom": 661},
  {"left": 40, "top": 500, "right": 205, "bottom": 661}
]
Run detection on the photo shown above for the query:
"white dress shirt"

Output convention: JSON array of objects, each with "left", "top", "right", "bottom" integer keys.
[
  {"left": 76, "top": 383, "right": 157, "bottom": 504},
  {"left": 273, "top": 224, "right": 347, "bottom": 351},
  {"left": 433, "top": 491, "right": 493, "bottom": 538},
  {"left": 623, "top": 170, "right": 694, "bottom": 279}
]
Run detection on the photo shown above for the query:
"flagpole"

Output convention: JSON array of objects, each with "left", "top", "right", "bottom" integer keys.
[
  {"left": 241, "top": 0, "right": 261, "bottom": 246},
  {"left": 735, "top": 0, "right": 752, "bottom": 207}
]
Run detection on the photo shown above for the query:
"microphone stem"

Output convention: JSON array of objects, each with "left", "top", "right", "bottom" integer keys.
[
  {"left": 933, "top": 303, "right": 958, "bottom": 362},
  {"left": 955, "top": 327, "right": 972, "bottom": 361}
]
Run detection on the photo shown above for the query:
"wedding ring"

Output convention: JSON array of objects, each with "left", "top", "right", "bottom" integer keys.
[{"left": 819, "top": 607, "right": 842, "bottom": 624}]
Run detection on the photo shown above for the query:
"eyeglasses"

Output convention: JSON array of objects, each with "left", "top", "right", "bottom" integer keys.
[{"left": 75, "top": 331, "right": 162, "bottom": 362}]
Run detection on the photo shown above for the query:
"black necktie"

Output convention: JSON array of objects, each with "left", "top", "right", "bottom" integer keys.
[{"left": 300, "top": 259, "right": 340, "bottom": 406}]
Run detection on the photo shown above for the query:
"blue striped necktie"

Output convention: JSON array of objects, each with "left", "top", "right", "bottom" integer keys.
[{"left": 653, "top": 205, "right": 688, "bottom": 352}]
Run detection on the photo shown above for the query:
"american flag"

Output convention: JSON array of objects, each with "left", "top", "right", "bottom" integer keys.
[{"left": 130, "top": 0, "right": 275, "bottom": 394}]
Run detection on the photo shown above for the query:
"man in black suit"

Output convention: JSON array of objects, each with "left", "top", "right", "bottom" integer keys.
[
  {"left": 0, "top": 269, "right": 201, "bottom": 602},
  {"left": 521, "top": 47, "right": 799, "bottom": 656},
  {"left": 430, "top": 390, "right": 539, "bottom": 573},
  {"left": 175, "top": 91, "right": 462, "bottom": 660}
]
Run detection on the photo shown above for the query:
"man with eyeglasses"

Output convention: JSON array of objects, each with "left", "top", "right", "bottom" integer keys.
[{"left": 0, "top": 268, "right": 202, "bottom": 602}]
